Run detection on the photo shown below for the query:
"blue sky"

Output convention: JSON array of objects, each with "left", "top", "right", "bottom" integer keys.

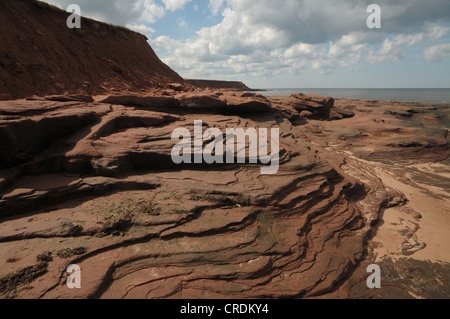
[
  {"left": 151, "top": 0, "right": 223, "bottom": 39},
  {"left": 45, "top": 0, "right": 450, "bottom": 88}
]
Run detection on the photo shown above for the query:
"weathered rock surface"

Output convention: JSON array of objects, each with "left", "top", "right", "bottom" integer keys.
[
  {"left": 93, "top": 92, "right": 272, "bottom": 115},
  {"left": 267, "top": 94, "right": 343, "bottom": 121},
  {"left": 223, "top": 92, "right": 272, "bottom": 114},
  {"left": 186, "top": 79, "right": 251, "bottom": 91},
  {"left": 290, "top": 94, "right": 335, "bottom": 119},
  {"left": 96, "top": 95, "right": 179, "bottom": 109},
  {"left": 0, "top": 92, "right": 448, "bottom": 299}
]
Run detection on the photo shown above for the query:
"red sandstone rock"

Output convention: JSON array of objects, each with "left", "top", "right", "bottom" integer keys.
[
  {"left": 2, "top": 93, "right": 448, "bottom": 299},
  {"left": 96, "top": 94, "right": 179, "bottom": 108},
  {"left": 45, "top": 95, "right": 94, "bottom": 103},
  {"left": 175, "top": 93, "right": 227, "bottom": 109},
  {"left": 186, "top": 79, "right": 251, "bottom": 91},
  {"left": 220, "top": 92, "right": 272, "bottom": 113},
  {"left": 0, "top": 94, "right": 13, "bottom": 101}
]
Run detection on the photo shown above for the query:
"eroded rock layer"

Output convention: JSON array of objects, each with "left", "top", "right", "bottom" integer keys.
[
  {"left": 0, "top": 92, "right": 448, "bottom": 299},
  {"left": 186, "top": 80, "right": 251, "bottom": 91}
]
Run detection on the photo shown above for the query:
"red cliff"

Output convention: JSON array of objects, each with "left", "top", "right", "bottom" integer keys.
[
  {"left": 186, "top": 79, "right": 251, "bottom": 90},
  {"left": 0, "top": 0, "right": 184, "bottom": 99}
]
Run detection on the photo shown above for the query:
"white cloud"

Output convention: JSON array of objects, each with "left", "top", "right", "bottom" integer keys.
[
  {"left": 126, "top": 23, "right": 155, "bottom": 39},
  {"left": 366, "top": 25, "right": 450, "bottom": 64},
  {"left": 427, "top": 25, "right": 450, "bottom": 41},
  {"left": 284, "top": 43, "right": 325, "bottom": 59},
  {"left": 328, "top": 33, "right": 372, "bottom": 67},
  {"left": 179, "top": 19, "right": 188, "bottom": 28},
  {"left": 209, "top": 0, "right": 225, "bottom": 16},
  {"left": 138, "top": 0, "right": 165, "bottom": 23},
  {"left": 44, "top": 0, "right": 165, "bottom": 25},
  {"left": 162, "top": 0, "right": 191, "bottom": 12},
  {"left": 151, "top": 36, "right": 183, "bottom": 52},
  {"left": 424, "top": 44, "right": 450, "bottom": 62},
  {"left": 366, "top": 38, "right": 406, "bottom": 64}
]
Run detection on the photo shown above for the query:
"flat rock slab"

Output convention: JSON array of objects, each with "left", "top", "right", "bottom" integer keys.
[
  {"left": 96, "top": 94, "right": 179, "bottom": 108},
  {"left": 96, "top": 92, "right": 272, "bottom": 114}
]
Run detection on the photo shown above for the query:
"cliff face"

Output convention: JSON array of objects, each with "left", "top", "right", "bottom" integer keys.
[
  {"left": 186, "top": 79, "right": 251, "bottom": 90},
  {"left": 0, "top": 0, "right": 184, "bottom": 99}
]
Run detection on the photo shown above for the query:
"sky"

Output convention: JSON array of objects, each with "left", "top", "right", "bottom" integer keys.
[{"left": 43, "top": 0, "right": 450, "bottom": 89}]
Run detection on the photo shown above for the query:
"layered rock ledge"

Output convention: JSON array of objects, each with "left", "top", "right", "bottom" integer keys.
[{"left": 1, "top": 91, "right": 448, "bottom": 299}]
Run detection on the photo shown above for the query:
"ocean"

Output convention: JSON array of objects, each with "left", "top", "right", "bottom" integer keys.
[{"left": 252, "top": 88, "right": 450, "bottom": 104}]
